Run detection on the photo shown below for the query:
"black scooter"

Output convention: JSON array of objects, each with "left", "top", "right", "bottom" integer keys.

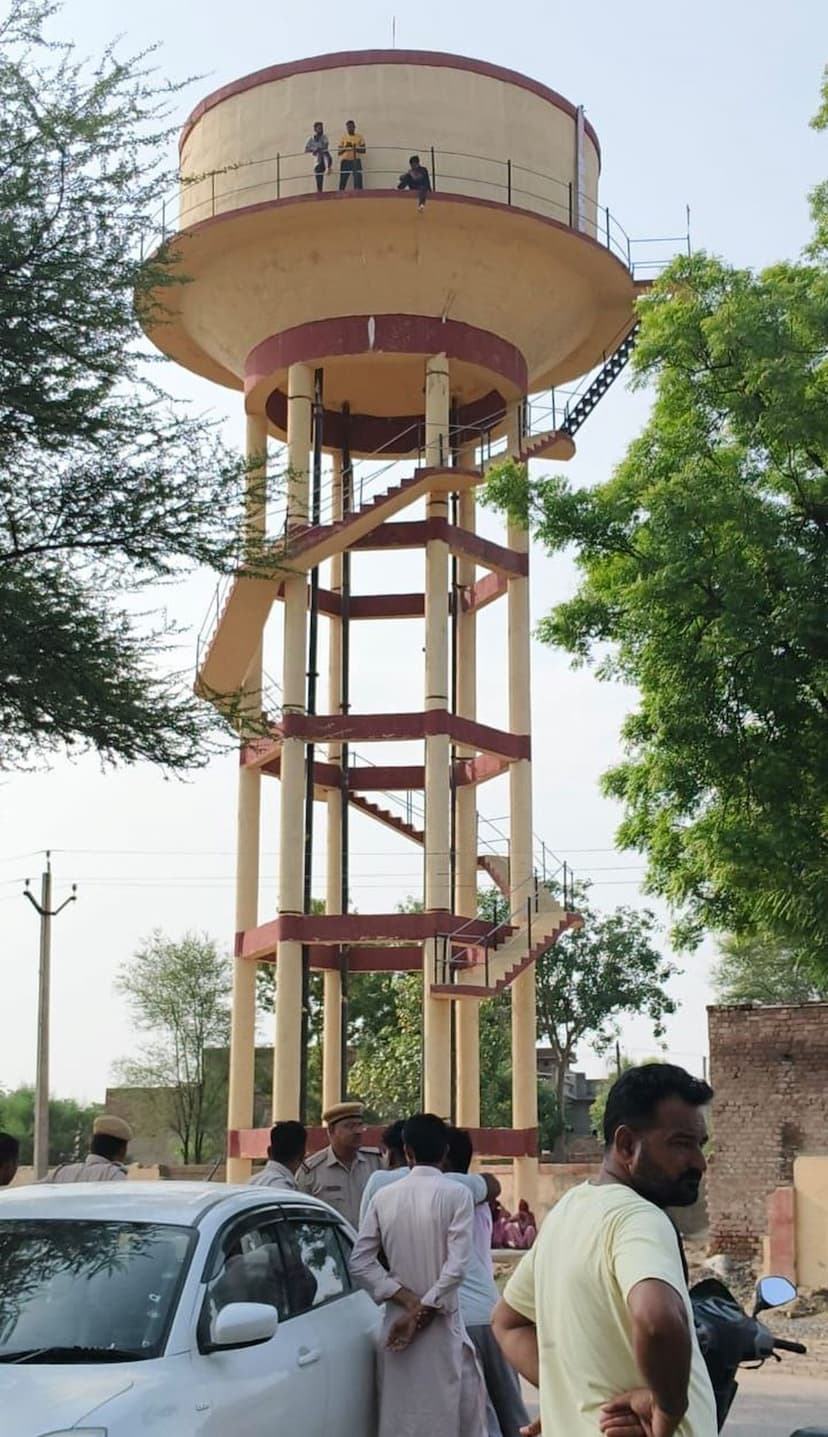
[{"left": 691, "top": 1273, "right": 824, "bottom": 1434}]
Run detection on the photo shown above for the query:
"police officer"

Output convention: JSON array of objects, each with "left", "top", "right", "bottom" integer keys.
[
  {"left": 297, "top": 1101, "right": 381, "bottom": 1228},
  {"left": 42, "top": 1114, "right": 133, "bottom": 1182}
]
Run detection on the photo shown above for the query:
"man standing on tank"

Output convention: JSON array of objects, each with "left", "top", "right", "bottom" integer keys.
[
  {"left": 338, "top": 120, "right": 366, "bottom": 189},
  {"left": 305, "top": 121, "right": 332, "bottom": 193}
]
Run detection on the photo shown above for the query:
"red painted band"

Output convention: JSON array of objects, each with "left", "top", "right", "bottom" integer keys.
[
  {"left": 352, "top": 520, "right": 528, "bottom": 577},
  {"left": 278, "top": 709, "right": 530, "bottom": 761},
  {"left": 180, "top": 50, "right": 601, "bottom": 162},
  {"left": 247, "top": 315, "right": 527, "bottom": 395},
  {"left": 228, "top": 1124, "right": 538, "bottom": 1160}
]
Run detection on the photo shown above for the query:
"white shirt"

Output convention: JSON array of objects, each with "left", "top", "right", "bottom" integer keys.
[
  {"left": 248, "top": 1159, "right": 298, "bottom": 1190},
  {"left": 358, "top": 1166, "right": 497, "bottom": 1326}
]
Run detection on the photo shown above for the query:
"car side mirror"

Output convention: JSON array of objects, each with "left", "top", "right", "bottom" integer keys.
[
  {"left": 209, "top": 1302, "right": 279, "bottom": 1351},
  {"left": 754, "top": 1275, "right": 797, "bottom": 1316}
]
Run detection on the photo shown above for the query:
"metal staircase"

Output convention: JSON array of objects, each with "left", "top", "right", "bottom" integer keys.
[{"left": 560, "top": 321, "right": 641, "bottom": 438}]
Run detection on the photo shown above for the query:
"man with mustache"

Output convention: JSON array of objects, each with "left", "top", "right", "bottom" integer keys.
[{"left": 493, "top": 1063, "right": 717, "bottom": 1437}]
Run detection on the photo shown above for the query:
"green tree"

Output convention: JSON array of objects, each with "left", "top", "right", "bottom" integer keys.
[
  {"left": 0, "top": 1087, "right": 100, "bottom": 1166},
  {"left": 488, "top": 108, "right": 828, "bottom": 967},
  {"left": 588, "top": 1056, "right": 662, "bottom": 1139},
  {"left": 713, "top": 932, "right": 828, "bottom": 1005},
  {"left": 115, "top": 931, "right": 231, "bottom": 1164},
  {"left": 535, "top": 886, "right": 676, "bottom": 1132},
  {"left": 0, "top": 0, "right": 275, "bottom": 770}
]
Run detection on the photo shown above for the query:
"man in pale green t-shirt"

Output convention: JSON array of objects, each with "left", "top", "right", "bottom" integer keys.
[{"left": 494, "top": 1063, "right": 717, "bottom": 1437}]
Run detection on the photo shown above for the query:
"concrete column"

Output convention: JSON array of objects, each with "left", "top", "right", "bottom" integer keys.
[
  {"left": 505, "top": 399, "right": 538, "bottom": 1207},
  {"left": 323, "top": 452, "right": 344, "bottom": 1113},
  {"left": 423, "top": 355, "right": 452, "bottom": 1114},
  {"left": 227, "top": 411, "right": 267, "bottom": 1182},
  {"left": 273, "top": 363, "right": 312, "bottom": 1119},
  {"left": 454, "top": 447, "right": 481, "bottom": 1128}
]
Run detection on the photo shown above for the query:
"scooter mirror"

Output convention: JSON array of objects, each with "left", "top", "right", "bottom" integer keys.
[{"left": 756, "top": 1274, "right": 797, "bottom": 1312}]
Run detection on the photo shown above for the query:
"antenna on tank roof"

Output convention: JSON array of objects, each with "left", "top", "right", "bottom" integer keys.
[{"left": 392, "top": 15, "right": 397, "bottom": 47}]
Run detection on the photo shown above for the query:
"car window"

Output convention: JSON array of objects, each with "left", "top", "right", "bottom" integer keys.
[
  {"left": 0, "top": 1219, "right": 193, "bottom": 1362},
  {"left": 202, "top": 1214, "right": 291, "bottom": 1344},
  {"left": 280, "top": 1218, "right": 351, "bottom": 1315}
]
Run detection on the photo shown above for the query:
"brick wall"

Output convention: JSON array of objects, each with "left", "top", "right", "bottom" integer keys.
[{"left": 707, "top": 1003, "right": 828, "bottom": 1260}]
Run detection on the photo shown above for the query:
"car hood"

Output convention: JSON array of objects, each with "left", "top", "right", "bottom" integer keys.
[{"left": 0, "top": 1363, "right": 134, "bottom": 1433}]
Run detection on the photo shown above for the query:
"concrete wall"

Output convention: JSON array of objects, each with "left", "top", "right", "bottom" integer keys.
[
  {"left": 707, "top": 1003, "right": 828, "bottom": 1259},
  {"left": 180, "top": 54, "right": 600, "bottom": 234}
]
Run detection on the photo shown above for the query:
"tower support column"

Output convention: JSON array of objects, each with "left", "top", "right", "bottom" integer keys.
[
  {"left": 505, "top": 400, "right": 538, "bottom": 1207},
  {"left": 273, "top": 362, "right": 312, "bottom": 1119},
  {"left": 227, "top": 412, "right": 268, "bottom": 1180},
  {"left": 454, "top": 441, "right": 481, "bottom": 1128},
  {"left": 323, "top": 452, "right": 344, "bottom": 1112},
  {"left": 423, "top": 354, "right": 452, "bottom": 1114}
]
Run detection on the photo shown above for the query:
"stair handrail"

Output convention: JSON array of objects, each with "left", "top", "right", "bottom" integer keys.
[{"left": 431, "top": 862, "right": 577, "bottom": 986}]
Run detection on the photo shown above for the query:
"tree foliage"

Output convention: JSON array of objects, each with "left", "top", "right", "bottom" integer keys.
[
  {"left": 0, "top": 1086, "right": 100, "bottom": 1165},
  {"left": 535, "top": 884, "right": 676, "bottom": 1125},
  {"left": 492, "top": 117, "right": 828, "bottom": 966},
  {"left": 0, "top": 1, "right": 273, "bottom": 769},
  {"left": 588, "top": 1055, "right": 660, "bottom": 1139},
  {"left": 712, "top": 931, "right": 828, "bottom": 1006},
  {"left": 115, "top": 930, "right": 230, "bottom": 1164}
]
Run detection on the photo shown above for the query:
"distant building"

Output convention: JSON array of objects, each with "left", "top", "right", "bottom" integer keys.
[{"left": 536, "top": 1051, "right": 600, "bottom": 1136}]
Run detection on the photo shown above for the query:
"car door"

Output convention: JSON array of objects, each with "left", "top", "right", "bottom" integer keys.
[
  {"left": 279, "top": 1205, "right": 380, "bottom": 1437},
  {"left": 190, "top": 1205, "right": 330, "bottom": 1437}
]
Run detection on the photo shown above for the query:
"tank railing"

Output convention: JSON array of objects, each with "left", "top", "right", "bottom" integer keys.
[{"left": 141, "top": 143, "right": 648, "bottom": 272}]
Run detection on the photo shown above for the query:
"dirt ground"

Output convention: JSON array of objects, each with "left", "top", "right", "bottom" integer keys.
[{"left": 685, "top": 1235, "right": 828, "bottom": 1380}]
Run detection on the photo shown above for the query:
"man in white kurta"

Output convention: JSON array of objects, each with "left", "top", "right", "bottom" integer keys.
[{"left": 350, "top": 1114, "right": 487, "bottom": 1437}]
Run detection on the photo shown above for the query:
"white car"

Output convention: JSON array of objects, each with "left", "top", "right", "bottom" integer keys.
[{"left": 0, "top": 1180, "right": 380, "bottom": 1436}]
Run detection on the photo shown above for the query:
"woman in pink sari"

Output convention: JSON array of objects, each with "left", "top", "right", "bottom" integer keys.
[{"left": 504, "top": 1198, "right": 537, "bottom": 1249}]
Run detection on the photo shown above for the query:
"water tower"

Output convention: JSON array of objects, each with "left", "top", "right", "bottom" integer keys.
[{"left": 143, "top": 50, "right": 642, "bottom": 1196}]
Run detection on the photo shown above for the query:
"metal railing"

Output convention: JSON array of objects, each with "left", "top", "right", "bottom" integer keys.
[
  {"left": 431, "top": 859, "right": 578, "bottom": 988},
  {"left": 141, "top": 142, "right": 658, "bottom": 274}
]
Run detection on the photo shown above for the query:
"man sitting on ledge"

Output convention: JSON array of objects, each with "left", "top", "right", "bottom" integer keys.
[{"left": 398, "top": 155, "right": 431, "bottom": 210}]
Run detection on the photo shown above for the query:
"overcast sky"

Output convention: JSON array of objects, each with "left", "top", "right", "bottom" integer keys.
[{"left": 2, "top": 0, "right": 825, "bottom": 1104}]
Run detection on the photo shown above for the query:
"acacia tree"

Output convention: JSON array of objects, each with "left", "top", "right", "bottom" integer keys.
[
  {"left": 486, "top": 81, "right": 828, "bottom": 970},
  {"left": 534, "top": 886, "right": 676, "bottom": 1129},
  {"left": 116, "top": 931, "right": 230, "bottom": 1164},
  {"left": 713, "top": 932, "right": 828, "bottom": 1006},
  {"left": 0, "top": 1, "right": 271, "bottom": 769}
]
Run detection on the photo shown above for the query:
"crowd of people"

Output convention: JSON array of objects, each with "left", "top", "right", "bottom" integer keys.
[
  {"left": 304, "top": 119, "right": 432, "bottom": 208},
  {"left": 253, "top": 1065, "right": 715, "bottom": 1437},
  {"left": 0, "top": 1062, "right": 717, "bottom": 1437}
]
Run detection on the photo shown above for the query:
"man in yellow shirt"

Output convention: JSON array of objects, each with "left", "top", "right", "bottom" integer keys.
[
  {"left": 493, "top": 1063, "right": 717, "bottom": 1437},
  {"left": 338, "top": 120, "right": 366, "bottom": 190}
]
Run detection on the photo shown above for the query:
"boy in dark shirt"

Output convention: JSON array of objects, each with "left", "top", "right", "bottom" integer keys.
[{"left": 398, "top": 154, "right": 431, "bottom": 210}]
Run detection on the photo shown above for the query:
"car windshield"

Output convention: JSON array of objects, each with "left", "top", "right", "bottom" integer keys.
[{"left": 0, "top": 1219, "right": 193, "bottom": 1362}]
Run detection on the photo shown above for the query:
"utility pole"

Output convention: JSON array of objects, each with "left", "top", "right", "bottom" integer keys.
[
  {"left": 23, "top": 854, "right": 77, "bottom": 1179},
  {"left": 615, "top": 1040, "right": 622, "bottom": 1079}
]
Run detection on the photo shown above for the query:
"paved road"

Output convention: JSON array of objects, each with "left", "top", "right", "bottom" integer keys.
[
  {"left": 723, "top": 1369, "right": 827, "bottom": 1435},
  {"left": 523, "top": 1370, "right": 828, "bottom": 1434}
]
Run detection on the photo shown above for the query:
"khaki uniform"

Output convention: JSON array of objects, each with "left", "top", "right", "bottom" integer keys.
[
  {"left": 298, "top": 1146, "right": 381, "bottom": 1228},
  {"left": 43, "top": 1153, "right": 128, "bottom": 1183}
]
